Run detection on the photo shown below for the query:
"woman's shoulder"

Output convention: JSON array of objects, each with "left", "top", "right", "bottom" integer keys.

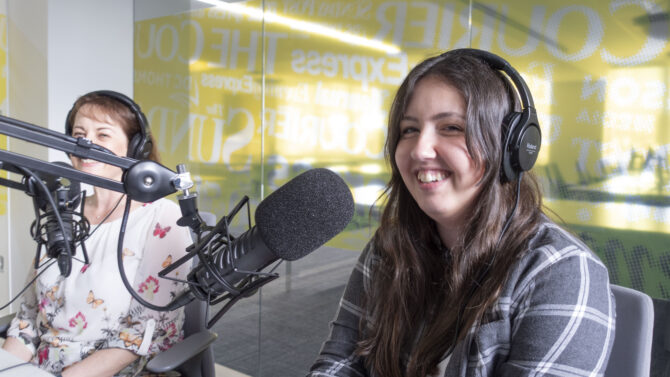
[
  {"left": 144, "top": 197, "right": 180, "bottom": 210},
  {"left": 131, "top": 198, "right": 187, "bottom": 235},
  {"left": 140, "top": 198, "right": 182, "bottom": 218},
  {"left": 524, "top": 216, "right": 603, "bottom": 266},
  {"left": 505, "top": 216, "right": 610, "bottom": 297}
]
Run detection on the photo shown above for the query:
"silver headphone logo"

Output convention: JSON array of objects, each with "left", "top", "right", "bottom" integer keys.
[{"left": 526, "top": 143, "right": 537, "bottom": 154}]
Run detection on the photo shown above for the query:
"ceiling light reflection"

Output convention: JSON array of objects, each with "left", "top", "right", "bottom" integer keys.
[{"left": 198, "top": 0, "right": 401, "bottom": 54}]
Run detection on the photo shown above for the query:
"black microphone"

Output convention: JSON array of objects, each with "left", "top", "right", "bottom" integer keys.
[
  {"left": 168, "top": 168, "right": 354, "bottom": 313},
  {"left": 29, "top": 162, "right": 89, "bottom": 276}
]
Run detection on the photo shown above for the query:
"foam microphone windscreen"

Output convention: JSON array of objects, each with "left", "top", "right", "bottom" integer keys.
[{"left": 255, "top": 168, "right": 354, "bottom": 261}]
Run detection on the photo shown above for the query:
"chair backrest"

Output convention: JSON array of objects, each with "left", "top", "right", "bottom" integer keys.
[
  {"left": 180, "top": 211, "right": 218, "bottom": 377},
  {"left": 179, "top": 299, "right": 216, "bottom": 377},
  {"left": 0, "top": 313, "right": 13, "bottom": 338},
  {"left": 651, "top": 297, "right": 670, "bottom": 376},
  {"left": 605, "top": 284, "right": 654, "bottom": 377}
]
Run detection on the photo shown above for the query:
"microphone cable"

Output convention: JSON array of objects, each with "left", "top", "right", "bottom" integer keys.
[
  {"left": 0, "top": 260, "right": 57, "bottom": 312},
  {"left": 19, "top": 167, "right": 76, "bottom": 273},
  {"left": 86, "top": 193, "right": 125, "bottom": 238},
  {"left": 0, "top": 361, "right": 32, "bottom": 374},
  {"left": 115, "top": 196, "right": 191, "bottom": 312}
]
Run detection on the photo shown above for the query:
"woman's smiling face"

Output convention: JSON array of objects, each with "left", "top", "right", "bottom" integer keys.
[
  {"left": 69, "top": 104, "right": 129, "bottom": 181},
  {"left": 394, "top": 75, "right": 484, "bottom": 241}
]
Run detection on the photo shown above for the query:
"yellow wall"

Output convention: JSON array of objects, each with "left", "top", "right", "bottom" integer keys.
[
  {"left": 0, "top": 5, "right": 8, "bottom": 315},
  {"left": 0, "top": 10, "right": 7, "bottom": 216}
]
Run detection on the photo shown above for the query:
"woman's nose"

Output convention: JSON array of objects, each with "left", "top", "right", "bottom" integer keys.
[{"left": 410, "top": 130, "right": 437, "bottom": 160}]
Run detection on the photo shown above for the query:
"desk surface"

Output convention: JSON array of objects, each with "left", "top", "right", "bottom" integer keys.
[{"left": 0, "top": 349, "right": 53, "bottom": 376}]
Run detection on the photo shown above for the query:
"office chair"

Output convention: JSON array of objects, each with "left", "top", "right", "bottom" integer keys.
[
  {"left": 146, "top": 298, "right": 218, "bottom": 377},
  {"left": 605, "top": 284, "right": 654, "bottom": 377},
  {"left": 651, "top": 297, "right": 670, "bottom": 377},
  {"left": 0, "top": 313, "right": 11, "bottom": 338}
]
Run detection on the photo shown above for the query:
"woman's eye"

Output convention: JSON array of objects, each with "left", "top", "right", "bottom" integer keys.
[
  {"left": 400, "top": 126, "right": 418, "bottom": 135},
  {"left": 441, "top": 124, "right": 463, "bottom": 133}
]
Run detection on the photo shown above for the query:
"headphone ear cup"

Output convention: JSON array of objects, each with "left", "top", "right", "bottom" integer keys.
[
  {"left": 65, "top": 109, "right": 73, "bottom": 136},
  {"left": 127, "top": 133, "right": 143, "bottom": 159},
  {"left": 516, "top": 121, "right": 541, "bottom": 173},
  {"left": 128, "top": 102, "right": 152, "bottom": 160},
  {"left": 501, "top": 110, "right": 542, "bottom": 182},
  {"left": 64, "top": 108, "right": 76, "bottom": 158},
  {"left": 139, "top": 136, "right": 153, "bottom": 160},
  {"left": 501, "top": 111, "right": 522, "bottom": 182},
  {"left": 127, "top": 133, "right": 153, "bottom": 160}
]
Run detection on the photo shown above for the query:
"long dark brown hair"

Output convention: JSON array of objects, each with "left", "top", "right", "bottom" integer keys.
[{"left": 357, "top": 50, "right": 544, "bottom": 377}]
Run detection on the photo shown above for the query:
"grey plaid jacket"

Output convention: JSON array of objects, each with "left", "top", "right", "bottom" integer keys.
[{"left": 309, "top": 218, "right": 616, "bottom": 376}]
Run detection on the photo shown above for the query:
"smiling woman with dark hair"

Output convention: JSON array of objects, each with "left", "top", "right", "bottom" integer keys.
[{"left": 308, "top": 49, "right": 615, "bottom": 377}]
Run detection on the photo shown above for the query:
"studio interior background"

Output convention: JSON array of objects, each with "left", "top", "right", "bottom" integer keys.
[{"left": 1, "top": 0, "right": 669, "bottom": 376}]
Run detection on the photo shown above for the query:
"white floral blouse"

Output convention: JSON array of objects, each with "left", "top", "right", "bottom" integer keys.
[{"left": 7, "top": 198, "right": 192, "bottom": 375}]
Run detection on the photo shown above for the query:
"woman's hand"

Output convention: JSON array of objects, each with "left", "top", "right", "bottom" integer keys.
[{"left": 2, "top": 337, "right": 33, "bottom": 362}]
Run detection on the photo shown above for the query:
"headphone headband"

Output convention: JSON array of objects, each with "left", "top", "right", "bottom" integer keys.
[{"left": 455, "top": 48, "right": 535, "bottom": 110}]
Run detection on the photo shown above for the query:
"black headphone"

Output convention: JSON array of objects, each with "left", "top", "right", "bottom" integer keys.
[
  {"left": 65, "top": 90, "right": 153, "bottom": 160},
  {"left": 450, "top": 48, "right": 542, "bottom": 182}
]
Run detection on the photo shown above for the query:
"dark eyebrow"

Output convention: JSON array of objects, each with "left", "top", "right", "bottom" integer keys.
[
  {"left": 401, "top": 112, "right": 465, "bottom": 122},
  {"left": 73, "top": 125, "right": 114, "bottom": 132}
]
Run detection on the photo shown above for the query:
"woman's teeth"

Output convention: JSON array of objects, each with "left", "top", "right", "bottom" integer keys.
[{"left": 417, "top": 170, "right": 446, "bottom": 183}]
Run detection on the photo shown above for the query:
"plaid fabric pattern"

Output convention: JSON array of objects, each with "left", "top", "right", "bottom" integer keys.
[{"left": 308, "top": 218, "right": 615, "bottom": 377}]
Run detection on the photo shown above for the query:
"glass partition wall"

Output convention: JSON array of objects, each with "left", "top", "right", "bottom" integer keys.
[{"left": 134, "top": 1, "right": 670, "bottom": 375}]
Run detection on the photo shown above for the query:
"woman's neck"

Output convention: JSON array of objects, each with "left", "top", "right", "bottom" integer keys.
[
  {"left": 437, "top": 220, "right": 464, "bottom": 250},
  {"left": 85, "top": 187, "right": 134, "bottom": 224}
]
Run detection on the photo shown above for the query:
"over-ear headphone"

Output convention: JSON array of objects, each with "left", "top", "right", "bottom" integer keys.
[
  {"left": 451, "top": 48, "right": 542, "bottom": 182},
  {"left": 65, "top": 90, "right": 153, "bottom": 160}
]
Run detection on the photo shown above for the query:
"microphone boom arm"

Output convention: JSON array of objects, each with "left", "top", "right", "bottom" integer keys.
[{"left": 0, "top": 114, "right": 193, "bottom": 203}]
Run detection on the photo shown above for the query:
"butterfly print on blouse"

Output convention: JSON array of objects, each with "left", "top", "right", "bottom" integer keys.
[
  {"left": 87, "top": 290, "right": 104, "bottom": 309},
  {"left": 120, "top": 331, "right": 142, "bottom": 347},
  {"left": 153, "top": 223, "right": 171, "bottom": 238},
  {"left": 162, "top": 254, "right": 172, "bottom": 268},
  {"left": 122, "top": 248, "right": 135, "bottom": 259}
]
